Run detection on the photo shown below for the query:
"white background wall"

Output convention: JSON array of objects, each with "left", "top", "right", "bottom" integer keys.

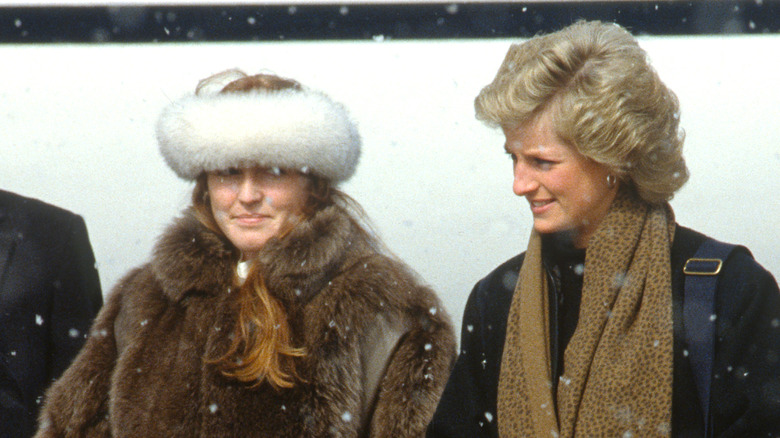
[{"left": 1, "top": 36, "right": 778, "bottom": 331}]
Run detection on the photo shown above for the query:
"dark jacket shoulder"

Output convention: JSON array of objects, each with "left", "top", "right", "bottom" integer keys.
[
  {"left": 0, "top": 190, "right": 76, "bottom": 220},
  {"left": 673, "top": 226, "right": 780, "bottom": 436},
  {"left": 427, "top": 253, "right": 523, "bottom": 438},
  {"left": 0, "top": 191, "right": 83, "bottom": 244}
]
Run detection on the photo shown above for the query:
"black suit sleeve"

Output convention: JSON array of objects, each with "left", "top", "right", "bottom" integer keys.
[
  {"left": 0, "top": 355, "right": 29, "bottom": 436},
  {"left": 47, "top": 213, "right": 103, "bottom": 380},
  {"left": 0, "top": 193, "right": 103, "bottom": 438}
]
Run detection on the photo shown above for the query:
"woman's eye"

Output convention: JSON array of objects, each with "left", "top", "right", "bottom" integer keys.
[
  {"left": 534, "top": 158, "right": 554, "bottom": 170},
  {"left": 215, "top": 167, "right": 240, "bottom": 176}
]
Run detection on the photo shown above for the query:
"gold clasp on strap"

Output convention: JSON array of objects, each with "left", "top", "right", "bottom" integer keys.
[{"left": 683, "top": 258, "right": 723, "bottom": 276}]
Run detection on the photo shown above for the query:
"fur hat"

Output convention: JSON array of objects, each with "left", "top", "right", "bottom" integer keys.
[{"left": 156, "top": 69, "right": 361, "bottom": 183}]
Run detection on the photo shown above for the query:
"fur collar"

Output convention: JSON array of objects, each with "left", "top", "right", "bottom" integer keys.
[{"left": 150, "top": 205, "right": 373, "bottom": 303}]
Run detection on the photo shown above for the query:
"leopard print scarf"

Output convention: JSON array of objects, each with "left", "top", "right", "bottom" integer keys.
[{"left": 498, "top": 189, "right": 675, "bottom": 437}]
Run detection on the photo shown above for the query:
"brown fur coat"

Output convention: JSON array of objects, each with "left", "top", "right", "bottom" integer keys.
[{"left": 35, "top": 205, "right": 456, "bottom": 437}]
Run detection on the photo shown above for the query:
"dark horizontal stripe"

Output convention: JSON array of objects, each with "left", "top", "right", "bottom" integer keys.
[{"left": 1, "top": 1, "right": 778, "bottom": 44}]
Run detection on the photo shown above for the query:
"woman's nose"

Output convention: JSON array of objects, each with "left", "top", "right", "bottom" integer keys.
[
  {"left": 512, "top": 163, "right": 537, "bottom": 196},
  {"left": 236, "top": 174, "right": 264, "bottom": 203}
]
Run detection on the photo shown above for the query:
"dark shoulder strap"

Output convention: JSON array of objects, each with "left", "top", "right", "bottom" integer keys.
[{"left": 683, "top": 238, "right": 738, "bottom": 437}]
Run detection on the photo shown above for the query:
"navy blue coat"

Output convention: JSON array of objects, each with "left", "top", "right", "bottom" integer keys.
[
  {"left": 427, "top": 225, "right": 780, "bottom": 437},
  {"left": 0, "top": 190, "right": 102, "bottom": 437}
]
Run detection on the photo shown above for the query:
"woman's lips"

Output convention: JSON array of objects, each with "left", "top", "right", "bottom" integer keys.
[
  {"left": 529, "top": 199, "right": 554, "bottom": 215},
  {"left": 233, "top": 214, "right": 268, "bottom": 225}
]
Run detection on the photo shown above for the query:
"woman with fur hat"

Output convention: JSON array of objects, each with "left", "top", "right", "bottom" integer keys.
[
  {"left": 427, "top": 21, "right": 780, "bottom": 437},
  {"left": 35, "top": 69, "right": 456, "bottom": 437}
]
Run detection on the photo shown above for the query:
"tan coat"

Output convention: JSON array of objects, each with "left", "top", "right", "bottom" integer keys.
[{"left": 36, "top": 205, "right": 456, "bottom": 437}]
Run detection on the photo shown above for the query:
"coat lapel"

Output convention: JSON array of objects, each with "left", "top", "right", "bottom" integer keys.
[{"left": 0, "top": 212, "right": 18, "bottom": 292}]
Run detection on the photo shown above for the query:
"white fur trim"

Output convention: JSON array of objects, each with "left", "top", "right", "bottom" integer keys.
[{"left": 156, "top": 88, "right": 361, "bottom": 182}]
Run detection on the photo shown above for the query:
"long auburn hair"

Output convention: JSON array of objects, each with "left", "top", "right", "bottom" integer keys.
[
  {"left": 193, "top": 172, "right": 333, "bottom": 389},
  {"left": 191, "top": 71, "right": 372, "bottom": 389}
]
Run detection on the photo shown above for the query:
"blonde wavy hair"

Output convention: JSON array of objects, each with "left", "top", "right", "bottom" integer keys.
[{"left": 475, "top": 20, "right": 689, "bottom": 203}]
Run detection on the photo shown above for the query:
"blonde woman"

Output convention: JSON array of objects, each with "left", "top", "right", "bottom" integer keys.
[
  {"left": 36, "top": 69, "right": 456, "bottom": 437},
  {"left": 428, "top": 21, "right": 780, "bottom": 437}
]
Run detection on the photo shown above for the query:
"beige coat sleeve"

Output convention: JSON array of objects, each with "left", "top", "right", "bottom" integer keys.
[{"left": 362, "top": 293, "right": 457, "bottom": 438}]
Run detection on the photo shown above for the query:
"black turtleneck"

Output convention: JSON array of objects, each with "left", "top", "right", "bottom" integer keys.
[{"left": 542, "top": 232, "right": 586, "bottom": 385}]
